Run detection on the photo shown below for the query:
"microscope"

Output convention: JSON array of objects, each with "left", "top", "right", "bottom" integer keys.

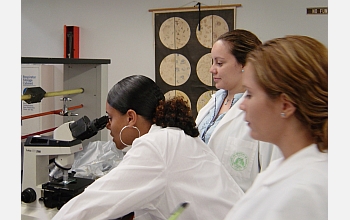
[{"left": 21, "top": 115, "right": 108, "bottom": 218}]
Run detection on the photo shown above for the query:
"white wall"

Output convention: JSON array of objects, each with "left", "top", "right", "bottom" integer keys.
[{"left": 21, "top": 0, "right": 328, "bottom": 91}]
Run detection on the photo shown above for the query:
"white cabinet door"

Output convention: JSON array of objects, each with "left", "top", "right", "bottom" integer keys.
[{"left": 21, "top": 64, "right": 54, "bottom": 137}]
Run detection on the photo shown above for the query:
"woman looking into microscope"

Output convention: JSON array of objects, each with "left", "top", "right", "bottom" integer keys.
[{"left": 53, "top": 75, "right": 244, "bottom": 220}]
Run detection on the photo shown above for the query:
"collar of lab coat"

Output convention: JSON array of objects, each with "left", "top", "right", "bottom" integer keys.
[
  {"left": 148, "top": 124, "right": 181, "bottom": 133},
  {"left": 149, "top": 124, "right": 161, "bottom": 133},
  {"left": 218, "top": 91, "right": 246, "bottom": 124},
  {"left": 260, "top": 144, "right": 327, "bottom": 186},
  {"left": 196, "top": 90, "right": 247, "bottom": 126}
]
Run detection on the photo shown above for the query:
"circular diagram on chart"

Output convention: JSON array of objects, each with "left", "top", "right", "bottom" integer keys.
[
  {"left": 159, "top": 17, "right": 191, "bottom": 49},
  {"left": 164, "top": 90, "right": 191, "bottom": 108},
  {"left": 196, "top": 15, "right": 229, "bottom": 48},
  {"left": 160, "top": 53, "right": 191, "bottom": 86},
  {"left": 196, "top": 53, "right": 213, "bottom": 86},
  {"left": 197, "top": 90, "right": 216, "bottom": 112}
]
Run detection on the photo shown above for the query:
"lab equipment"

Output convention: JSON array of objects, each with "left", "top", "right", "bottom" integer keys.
[{"left": 21, "top": 115, "right": 108, "bottom": 217}]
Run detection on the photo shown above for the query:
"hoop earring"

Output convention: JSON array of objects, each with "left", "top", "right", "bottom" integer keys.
[{"left": 119, "top": 125, "right": 141, "bottom": 147}]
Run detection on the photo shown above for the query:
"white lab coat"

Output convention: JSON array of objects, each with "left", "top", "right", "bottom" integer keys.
[
  {"left": 224, "top": 144, "right": 328, "bottom": 220},
  {"left": 196, "top": 91, "right": 282, "bottom": 192},
  {"left": 52, "top": 125, "right": 244, "bottom": 220}
]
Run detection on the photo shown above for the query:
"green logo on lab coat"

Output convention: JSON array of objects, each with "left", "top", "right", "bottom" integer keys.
[{"left": 230, "top": 152, "right": 248, "bottom": 171}]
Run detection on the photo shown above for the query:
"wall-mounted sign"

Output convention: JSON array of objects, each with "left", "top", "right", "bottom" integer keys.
[{"left": 307, "top": 7, "right": 328, "bottom": 14}]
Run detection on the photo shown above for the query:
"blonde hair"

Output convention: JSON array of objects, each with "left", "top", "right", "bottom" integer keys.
[{"left": 247, "top": 35, "right": 328, "bottom": 151}]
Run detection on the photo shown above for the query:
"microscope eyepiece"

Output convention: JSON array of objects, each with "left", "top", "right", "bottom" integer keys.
[
  {"left": 91, "top": 115, "right": 109, "bottom": 131},
  {"left": 69, "top": 115, "right": 108, "bottom": 141}
]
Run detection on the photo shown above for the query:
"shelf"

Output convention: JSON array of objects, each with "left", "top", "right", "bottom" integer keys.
[{"left": 21, "top": 57, "right": 111, "bottom": 65}]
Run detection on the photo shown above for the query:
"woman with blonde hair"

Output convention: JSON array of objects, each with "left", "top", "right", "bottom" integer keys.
[{"left": 224, "top": 35, "right": 328, "bottom": 220}]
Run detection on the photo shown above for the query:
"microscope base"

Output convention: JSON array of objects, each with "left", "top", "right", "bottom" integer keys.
[
  {"left": 42, "top": 177, "right": 95, "bottom": 210},
  {"left": 21, "top": 177, "right": 94, "bottom": 219}
]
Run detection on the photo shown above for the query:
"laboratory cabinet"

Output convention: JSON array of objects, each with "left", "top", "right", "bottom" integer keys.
[
  {"left": 21, "top": 64, "right": 55, "bottom": 138},
  {"left": 21, "top": 57, "right": 111, "bottom": 220},
  {"left": 21, "top": 57, "right": 111, "bottom": 144}
]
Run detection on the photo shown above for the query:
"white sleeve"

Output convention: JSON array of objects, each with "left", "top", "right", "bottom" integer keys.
[{"left": 52, "top": 138, "right": 166, "bottom": 220}]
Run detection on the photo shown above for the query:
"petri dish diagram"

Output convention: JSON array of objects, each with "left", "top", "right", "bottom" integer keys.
[
  {"left": 196, "top": 15, "right": 229, "bottom": 48},
  {"left": 196, "top": 53, "right": 213, "bottom": 86},
  {"left": 197, "top": 90, "right": 216, "bottom": 112},
  {"left": 159, "top": 17, "right": 191, "bottom": 50},
  {"left": 159, "top": 53, "right": 191, "bottom": 86}
]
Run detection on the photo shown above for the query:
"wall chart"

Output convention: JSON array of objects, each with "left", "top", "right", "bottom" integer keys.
[{"left": 150, "top": 4, "right": 240, "bottom": 117}]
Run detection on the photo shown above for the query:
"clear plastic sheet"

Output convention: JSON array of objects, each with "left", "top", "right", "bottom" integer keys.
[{"left": 70, "top": 140, "right": 124, "bottom": 179}]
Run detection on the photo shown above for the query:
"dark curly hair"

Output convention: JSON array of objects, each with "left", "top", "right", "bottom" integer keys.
[
  {"left": 107, "top": 75, "right": 199, "bottom": 137},
  {"left": 153, "top": 97, "right": 199, "bottom": 137}
]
